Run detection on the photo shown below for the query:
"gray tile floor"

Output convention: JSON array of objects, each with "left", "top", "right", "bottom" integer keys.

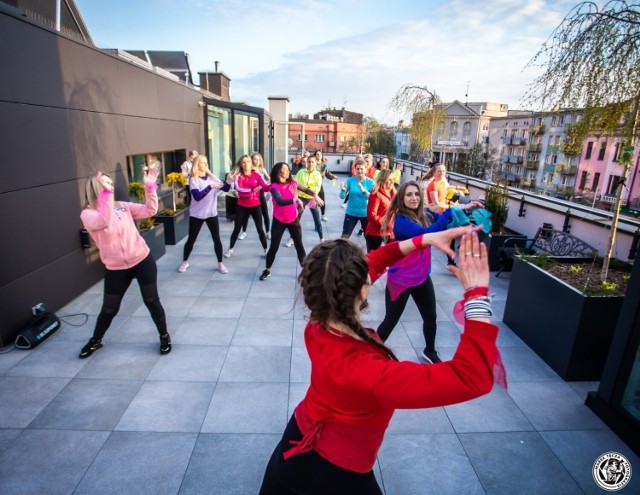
[{"left": 1, "top": 180, "right": 638, "bottom": 494}]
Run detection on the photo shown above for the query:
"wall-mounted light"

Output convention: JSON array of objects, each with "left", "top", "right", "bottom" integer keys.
[
  {"left": 563, "top": 208, "right": 572, "bottom": 233},
  {"left": 198, "top": 101, "right": 206, "bottom": 108},
  {"left": 518, "top": 195, "right": 527, "bottom": 217}
]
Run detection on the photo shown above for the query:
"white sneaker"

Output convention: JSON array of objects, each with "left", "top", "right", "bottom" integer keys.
[
  {"left": 238, "top": 232, "right": 247, "bottom": 240},
  {"left": 267, "top": 231, "right": 272, "bottom": 240},
  {"left": 341, "top": 203, "right": 347, "bottom": 209},
  {"left": 224, "top": 249, "right": 233, "bottom": 258},
  {"left": 217, "top": 262, "right": 228, "bottom": 274},
  {"left": 322, "top": 215, "right": 328, "bottom": 222},
  {"left": 285, "top": 238, "right": 294, "bottom": 248},
  {"left": 263, "top": 249, "right": 268, "bottom": 256},
  {"left": 178, "top": 261, "right": 189, "bottom": 273}
]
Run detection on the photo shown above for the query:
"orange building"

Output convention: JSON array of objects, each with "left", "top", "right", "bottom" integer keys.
[{"left": 288, "top": 109, "right": 366, "bottom": 154}]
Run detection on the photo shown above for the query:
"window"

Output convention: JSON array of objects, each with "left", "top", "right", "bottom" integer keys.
[
  {"left": 315, "top": 135, "right": 325, "bottom": 142},
  {"left": 585, "top": 142, "right": 594, "bottom": 159},
  {"left": 207, "top": 105, "right": 232, "bottom": 177},
  {"left": 438, "top": 121, "right": 446, "bottom": 139},
  {"left": 598, "top": 142, "right": 607, "bottom": 160},
  {"left": 593, "top": 172, "right": 600, "bottom": 190},
  {"left": 340, "top": 136, "right": 347, "bottom": 142},
  {"left": 234, "top": 111, "right": 259, "bottom": 160},
  {"left": 607, "top": 175, "right": 621, "bottom": 195},
  {"left": 551, "top": 116, "right": 557, "bottom": 126},
  {"left": 554, "top": 135, "right": 561, "bottom": 145},
  {"left": 127, "top": 150, "right": 182, "bottom": 185},
  {"left": 613, "top": 142, "right": 621, "bottom": 162},
  {"left": 449, "top": 121, "right": 458, "bottom": 139},
  {"left": 297, "top": 134, "right": 308, "bottom": 142},
  {"left": 579, "top": 171, "right": 588, "bottom": 190}
]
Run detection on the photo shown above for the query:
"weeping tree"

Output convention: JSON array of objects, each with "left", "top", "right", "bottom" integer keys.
[
  {"left": 523, "top": 0, "right": 640, "bottom": 281},
  {"left": 389, "top": 84, "right": 446, "bottom": 163}
]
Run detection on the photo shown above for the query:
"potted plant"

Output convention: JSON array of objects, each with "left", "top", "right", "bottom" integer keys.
[
  {"left": 154, "top": 172, "right": 190, "bottom": 245},
  {"left": 127, "top": 182, "right": 166, "bottom": 259},
  {"left": 503, "top": 254, "right": 630, "bottom": 381},
  {"left": 482, "top": 181, "right": 525, "bottom": 271}
]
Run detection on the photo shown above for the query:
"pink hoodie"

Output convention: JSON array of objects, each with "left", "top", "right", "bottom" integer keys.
[{"left": 80, "top": 184, "right": 158, "bottom": 270}]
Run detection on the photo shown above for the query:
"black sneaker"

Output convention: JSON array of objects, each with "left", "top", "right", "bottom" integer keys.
[
  {"left": 79, "top": 338, "right": 103, "bottom": 359},
  {"left": 357, "top": 228, "right": 364, "bottom": 237},
  {"left": 160, "top": 333, "right": 172, "bottom": 355},
  {"left": 260, "top": 269, "right": 271, "bottom": 281},
  {"left": 421, "top": 349, "right": 442, "bottom": 364}
]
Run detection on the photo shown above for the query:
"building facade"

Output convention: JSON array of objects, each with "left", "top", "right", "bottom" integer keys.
[{"left": 288, "top": 108, "right": 366, "bottom": 155}]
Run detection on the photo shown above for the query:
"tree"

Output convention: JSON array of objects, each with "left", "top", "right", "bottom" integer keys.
[
  {"left": 389, "top": 84, "right": 446, "bottom": 162},
  {"left": 366, "top": 122, "right": 397, "bottom": 157},
  {"left": 451, "top": 142, "right": 500, "bottom": 179},
  {"left": 523, "top": 0, "right": 640, "bottom": 281}
]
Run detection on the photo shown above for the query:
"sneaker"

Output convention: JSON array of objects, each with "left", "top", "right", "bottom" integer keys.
[
  {"left": 285, "top": 238, "right": 294, "bottom": 248},
  {"left": 357, "top": 228, "right": 364, "bottom": 237},
  {"left": 79, "top": 338, "right": 103, "bottom": 358},
  {"left": 322, "top": 215, "right": 328, "bottom": 222},
  {"left": 421, "top": 349, "right": 442, "bottom": 364},
  {"left": 178, "top": 261, "right": 189, "bottom": 273},
  {"left": 238, "top": 232, "right": 247, "bottom": 240},
  {"left": 160, "top": 333, "right": 172, "bottom": 355},
  {"left": 267, "top": 231, "right": 272, "bottom": 240},
  {"left": 263, "top": 249, "right": 268, "bottom": 256},
  {"left": 224, "top": 249, "right": 233, "bottom": 258},
  {"left": 217, "top": 262, "right": 228, "bottom": 274},
  {"left": 341, "top": 203, "right": 347, "bottom": 209},
  {"left": 260, "top": 269, "right": 271, "bottom": 280}
]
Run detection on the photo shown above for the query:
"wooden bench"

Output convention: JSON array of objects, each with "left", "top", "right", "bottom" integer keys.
[{"left": 496, "top": 228, "right": 598, "bottom": 277}]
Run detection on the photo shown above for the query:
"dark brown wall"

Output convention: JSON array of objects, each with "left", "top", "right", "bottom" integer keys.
[{"left": 0, "top": 11, "right": 205, "bottom": 345}]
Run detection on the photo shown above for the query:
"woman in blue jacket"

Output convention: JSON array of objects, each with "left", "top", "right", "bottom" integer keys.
[
  {"left": 377, "top": 181, "right": 482, "bottom": 364},
  {"left": 339, "top": 158, "right": 375, "bottom": 238}
]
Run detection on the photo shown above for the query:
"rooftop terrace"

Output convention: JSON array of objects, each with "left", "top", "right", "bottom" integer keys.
[{"left": 0, "top": 182, "right": 638, "bottom": 494}]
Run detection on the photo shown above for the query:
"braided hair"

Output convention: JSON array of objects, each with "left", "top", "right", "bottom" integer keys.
[{"left": 299, "top": 239, "right": 398, "bottom": 361}]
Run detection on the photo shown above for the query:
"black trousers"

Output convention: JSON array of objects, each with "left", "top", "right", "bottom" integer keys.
[
  {"left": 364, "top": 235, "right": 385, "bottom": 253},
  {"left": 230, "top": 205, "right": 268, "bottom": 249},
  {"left": 377, "top": 276, "right": 437, "bottom": 351},
  {"left": 266, "top": 217, "right": 305, "bottom": 269},
  {"left": 259, "top": 415, "right": 382, "bottom": 495},
  {"left": 319, "top": 185, "right": 326, "bottom": 215},
  {"left": 341, "top": 214, "right": 368, "bottom": 238},
  {"left": 183, "top": 216, "right": 223, "bottom": 262},
  {"left": 93, "top": 253, "right": 167, "bottom": 340},
  {"left": 242, "top": 190, "right": 271, "bottom": 233}
]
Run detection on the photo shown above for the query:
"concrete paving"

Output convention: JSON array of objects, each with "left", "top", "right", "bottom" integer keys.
[{"left": 0, "top": 179, "right": 638, "bottom": 494}]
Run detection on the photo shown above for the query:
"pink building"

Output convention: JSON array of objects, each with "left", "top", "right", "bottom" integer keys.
[{"left": 576, "top": 136, "right": 640, "bottom": 211}]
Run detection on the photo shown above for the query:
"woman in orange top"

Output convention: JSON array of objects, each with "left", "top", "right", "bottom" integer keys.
[{"left": 364, "top": 170, "right": 395, "bottom": 252}]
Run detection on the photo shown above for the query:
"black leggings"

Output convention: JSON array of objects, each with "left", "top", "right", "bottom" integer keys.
[
  {"left": 319, "top": 185, "right": 326, "bottom": 215},
  {"left": 377, "top": 277, "right": 437, "bottom": 351},
  {"left": 231, "top": 205, "right": 268, "bottom": 249},
  {"left": 93, "top": 253, "right": 167, "bottom": 340},
  {"left": 242, "top": 190, "right": 271, "bottom": 233},
  {"left": 260, "top": 415, "right": 382, "bottom": 495},
  {"left": 266, "top": 217, "right": 305, "bottom": 269},
  {"left": 183, "top": 216, "right": 223, "bottom": 262}
]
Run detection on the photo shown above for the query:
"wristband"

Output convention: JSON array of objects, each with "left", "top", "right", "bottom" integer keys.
[
  {"left": 464, "top": 298, "right": 493, "bottom": 320},
  {"left": 144, "top": 182, "right": 158, "bottom": 191},
  {"left": 464, "top": 286, "right": 489, "bottom": 301},
  {"left": 411, "top": 236, "right": 423, "bottom": 249}
]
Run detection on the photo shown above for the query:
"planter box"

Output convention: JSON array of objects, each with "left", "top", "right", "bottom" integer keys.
[
  {"left": 155, "top": 207, "right": 190, "bottom": 245},
  {"left": 480, "top": 233, "right": 526, "bottom": 272},
  {"left": 504, "top": 259, "right": 624, "bottom": 381},
  {"left": 140, "top": 224, "right": 166, "bottom": 261}
]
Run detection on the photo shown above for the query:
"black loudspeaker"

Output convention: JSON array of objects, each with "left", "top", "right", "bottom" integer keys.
[
  {"left": 80, "top": 228, "right": 91, "bottom": 248},
  {"left": 15, "top": 312, "right": 61, "bottom": 349}
]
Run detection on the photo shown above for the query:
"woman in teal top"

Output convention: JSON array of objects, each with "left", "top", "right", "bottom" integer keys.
[{"left": 339, "top": 158, "right": 375, "bottom": 238}]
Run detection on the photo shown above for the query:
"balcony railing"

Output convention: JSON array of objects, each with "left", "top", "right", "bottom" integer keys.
[
  {"left": 527, "top": 142, "right": 542, "bottom": 152},
  {"left": 508, "top": 155, "right": 524, "bottom": 164},
  {"left": 521, "top": 178, "right": 537, "bottom": 188},
  {"left": 543, "top": 163, "right": 557, "bottom": 173},
  {"left": 524, "top": 160, "right": 539, "bottom": 171},
  {"left": 558, "top": 164, "right": 578, "bottom": 175},
  {"left": 500, "top": 154, "right": 510, "bottom": 162},
  {"left": 502, "top": 136, "right": 527, "bottom": 146}
]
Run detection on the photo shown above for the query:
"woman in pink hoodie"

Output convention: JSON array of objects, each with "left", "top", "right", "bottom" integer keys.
[{"left": 78, "top": 167, "right": 170, "bottom": 358}]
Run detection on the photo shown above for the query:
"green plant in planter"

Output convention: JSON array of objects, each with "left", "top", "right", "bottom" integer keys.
[
  {"left": 165, "top": 172, "right": 187, "bottom": 213},
  {"left": 128, "top": 182, "right": 145, "bottom": 202},
  {"left": 484, "top": 181, "right": 509, "bottom": 234},
  {"left": 139, "top": 218, "right": 155, "bottom": 231}
]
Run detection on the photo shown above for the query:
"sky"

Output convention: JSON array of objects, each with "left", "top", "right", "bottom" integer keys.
[{"left": 75, "top": 0, "right": 582, "bottom": 124}]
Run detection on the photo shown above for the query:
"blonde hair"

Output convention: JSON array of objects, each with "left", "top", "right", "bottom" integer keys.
[
  {"left": 84, "top": 172, "right": 108, "bottom": 210},
  {"left": 191, "top": 155, "right": 212, "bottom": 178},
  {"left": 250, "top": 152, "right": 264, "bottom": 169}
]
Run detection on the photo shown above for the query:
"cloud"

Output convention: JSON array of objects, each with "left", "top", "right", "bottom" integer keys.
[{"left": 229, "top": 0, "right": 577, "bottom": 122}]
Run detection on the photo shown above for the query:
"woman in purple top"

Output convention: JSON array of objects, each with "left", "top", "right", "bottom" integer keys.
[
  {"left": 178, "top": 155, "right": 230, "bottom": 274},
  {"left": 259, "top": 162, "right": 323, "bottom": 281}
]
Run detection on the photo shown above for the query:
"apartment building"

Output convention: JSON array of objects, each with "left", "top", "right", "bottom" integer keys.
[{"left": 288, "top": 108, "right": 366, "bottom": 154}]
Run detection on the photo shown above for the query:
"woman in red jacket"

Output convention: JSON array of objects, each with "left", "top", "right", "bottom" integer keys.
[
  {"left": 364, "top": 169, "right": 395, "bottom": 252},
  {"left": 260, "top": 228, "right": 501, "bottom": 494}
]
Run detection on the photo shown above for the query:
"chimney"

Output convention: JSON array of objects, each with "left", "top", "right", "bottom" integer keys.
[
  {"left": 198, "top": 69, "right": 231, "bottom": 101},
  {"left": 215, "top": 60, "right": 219, "bottom": 73}
]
